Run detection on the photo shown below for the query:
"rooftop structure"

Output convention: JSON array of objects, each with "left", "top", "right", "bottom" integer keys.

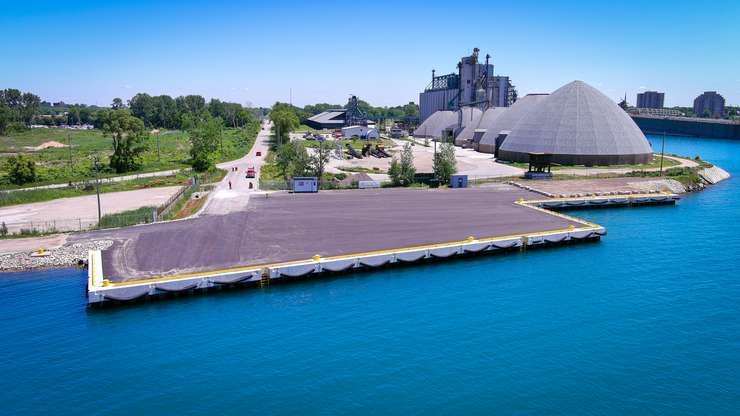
[{"left": 304, "top": 95, "right": 369, "bottom": 129}]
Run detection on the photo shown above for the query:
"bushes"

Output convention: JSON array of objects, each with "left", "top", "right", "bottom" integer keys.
[
  {"left": 433, "top": 142, "right": 457, "bottom": 184},
  {"left": 389, "top": 143, "right": 415, "bottom": 186},
  {"left": 5, "top": 154, "right": 36, "bottom": 185}
]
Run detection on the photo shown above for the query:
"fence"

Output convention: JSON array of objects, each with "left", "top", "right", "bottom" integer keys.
[
  {"left": 2, "top": 169, "right": 192, "bottom": 194},
  {"left": 156, "top": 177, "right": 198, "bottom": 218},
  {"left": 0, "top": 177, "right": 199, "bottom": 238},
  {"left": 0, "top": 211, "right": 157, "bottom": 236}
]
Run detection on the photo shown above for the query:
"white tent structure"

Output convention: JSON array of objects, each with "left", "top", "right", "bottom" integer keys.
[
  {"left": 452, "top": 107, "right": 485, "bottom": 146},
  {"left": 476, "top": 94, "right": 549, "bottom": 154},
  {"left": 412, "top": 110, "right": 458, "bottom": 139},
  {"left": 455, "top": 107, "right": 509, "bottom": 147}
]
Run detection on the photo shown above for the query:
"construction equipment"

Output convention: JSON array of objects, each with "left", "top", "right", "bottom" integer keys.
[
  {"left": 375, "top": 145, "right": 391, "bottom": 158},
  {"left": 346, "top": 143, "right": 363, "bottom": 159}
]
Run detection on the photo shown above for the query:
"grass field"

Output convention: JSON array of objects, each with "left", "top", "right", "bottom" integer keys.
[
  {"left": 98, "top": 206, "right": 157, "bottom": 229},
  {"left": 0, "top": 127, "right": 257, "bottom": 190},
  {"left": 506, "top": 155, "right": 681, "bottom": 171}
]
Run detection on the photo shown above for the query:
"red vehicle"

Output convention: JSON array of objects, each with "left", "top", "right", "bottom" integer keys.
[{"left": 246, "top": 167, "right": 256, "bottom": 178}]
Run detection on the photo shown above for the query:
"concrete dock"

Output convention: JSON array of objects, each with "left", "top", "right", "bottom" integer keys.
[{"left": 85, "top": 185, "right": 679, "bottom": 304}]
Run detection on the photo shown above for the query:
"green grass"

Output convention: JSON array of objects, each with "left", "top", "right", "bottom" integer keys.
[
  {"left": 0, "top": 126, "right": 257, "bottom": 190},
  {"left": 0, "top": 173, "right": 192, "bottom": 208},
  {"left": 506, "top": 155, "right": 681, "bottom": 171},
  {"left": 98, "top": 206, "right": 156, "bottom": 229},
  {"left": 337, "top": 166, "right": 387, "bottom": 174}
]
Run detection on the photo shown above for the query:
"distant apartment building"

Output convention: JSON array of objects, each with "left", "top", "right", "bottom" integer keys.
[
  {"left": 693, "top": 91, "right": 725, "bottom": 118},
  {"left": 636, "top": 91, "right": 664, "bottom": 109}
]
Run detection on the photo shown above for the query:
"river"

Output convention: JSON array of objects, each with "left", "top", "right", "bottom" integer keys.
[{"left": 1, "top": 134, "right": 738, "bottom": 415}]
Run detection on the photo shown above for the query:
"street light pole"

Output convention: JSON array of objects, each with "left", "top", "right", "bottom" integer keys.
[
  {"left": 94, "top": 157, "right": 102, "bottom": 224},
  {"left": 67, "top": 133, "right": 73, "bottom": 186},
  {"left": 659, "top": 131, "right": 666, "bottom": 176}
]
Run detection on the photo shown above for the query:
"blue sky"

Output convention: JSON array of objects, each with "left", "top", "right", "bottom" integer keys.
[{"left": 1, "top": 0, "right": 738, "bottom": 108}]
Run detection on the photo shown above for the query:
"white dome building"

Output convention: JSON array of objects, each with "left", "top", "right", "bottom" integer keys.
[{"left": 498, "top": 81, "right": 653, "bottom": 165}]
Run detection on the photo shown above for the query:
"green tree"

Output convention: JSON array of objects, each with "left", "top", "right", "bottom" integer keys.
[
  {"left": 311, "top": 140, "right": 333, "bottom": 182},
  {"left": 433, "top": 142, "right": 457, "bottom": 184},
  {"left": 100, "top": 109, "right": 148, "bottom": 173},
  {"left": 188, "top": 116, "right": 223, "bottom": 172},
  {"left": 269, "top": 103, "right": 299, "bottom": 146},
  {"left": 0, "top": 105, "right": 12, "bottom": 134},
  {"left": 111, "top": 98, "right": 125, "bottom": 109},
  {"left": 389, "top": 143, "right": 416, "bottom": 186},
  {"left": 275, "top": 141, "right": 311, "bottom": 179},
  {"left": 5, "top": 154, "right": 37, "bottom": 185}
]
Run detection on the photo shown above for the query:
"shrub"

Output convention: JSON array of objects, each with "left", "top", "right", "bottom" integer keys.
[{"left": 5, "top": 154, "right": 36, "bottom": 185}]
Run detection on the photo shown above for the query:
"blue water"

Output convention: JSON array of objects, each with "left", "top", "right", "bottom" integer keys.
[{"left": 1, "top": 135, "right": 739, "bottom": 415}]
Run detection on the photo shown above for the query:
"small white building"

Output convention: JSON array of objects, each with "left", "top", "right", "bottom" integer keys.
[{"left": 341, "top": 125, "right": 379, "bottom": 139}]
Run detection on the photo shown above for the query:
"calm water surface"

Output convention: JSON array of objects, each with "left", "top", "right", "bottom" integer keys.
[{"left": 1, "top": 135, "right": 739, "bottom": 415}]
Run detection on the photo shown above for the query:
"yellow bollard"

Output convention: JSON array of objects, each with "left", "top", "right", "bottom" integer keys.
[{"left": 312, "top": 254, "right": 321, "bottom": 261}]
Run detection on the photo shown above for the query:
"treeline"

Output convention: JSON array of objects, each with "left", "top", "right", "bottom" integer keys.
[
  {"left": 1, "top": 88, "right": 264, "bottom": 133},
  {"left": 0, "top": 89, "right": 41, "bottom": 134},
  {"left": 289, "top": 99, "right": 419, "bottom": 124},
  {"left": 127, "top": 93, "right": 259, "bottom": 130}
]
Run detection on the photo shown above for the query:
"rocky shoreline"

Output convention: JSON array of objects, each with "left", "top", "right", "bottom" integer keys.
[{"left": 0, "top": 240, "right": 113, "bottom": 272}]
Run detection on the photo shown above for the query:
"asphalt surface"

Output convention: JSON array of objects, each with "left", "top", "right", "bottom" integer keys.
[
  {"left": 200, "top": 122, "right": 271, "bottom": 215},
  {"left": 75, "top": 185, "right": 581, "bottom": 282}
]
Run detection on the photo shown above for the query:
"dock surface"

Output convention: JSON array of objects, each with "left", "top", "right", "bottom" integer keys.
[{"left": 86, "top": 186, "right": 579, "bottom": 282}]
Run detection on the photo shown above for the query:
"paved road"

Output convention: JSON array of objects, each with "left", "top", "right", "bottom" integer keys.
[
  {"left": 200, "top": 121, "right": 271, "bottom": 216},
  {"left": 0, "top": 186, "right": 182, "bottom": 233}
]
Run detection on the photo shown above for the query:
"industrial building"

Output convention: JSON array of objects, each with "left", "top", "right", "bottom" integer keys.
[
  {"left": 693, "top": 91, "right": 725, "bottom": 118},
  {"left": 636, "top": 91, "right": 664, "bottom": 109},
  {"left": 342, "top": 125, "right": 379, "bottom": 139},
  {"left": 497, "top": 81, "right": 653, "bottom": 165},
  {"left": 419, "top": 48, "right": 517, "bottom": 122},
  {"left": 476, "top": 94, "right": 549, "bottom": 153},
  {"left": 416, "top": 81, "right": 654, "bottom": 166},
  {"left": 305, "top": 95, "right": 368, "bottom": 129}
]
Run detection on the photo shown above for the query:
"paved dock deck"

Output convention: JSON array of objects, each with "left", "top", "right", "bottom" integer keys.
[{"left": 91, "top": 185, "right": 583, "bottom": 282}]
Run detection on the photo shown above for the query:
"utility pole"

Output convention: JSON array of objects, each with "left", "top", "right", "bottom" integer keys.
[
  {"left": 67, "top": 133, "right": 73, "bottom": 186},
  {"left": 94, "top": 156, "right": 102, "bottom": 224},
  {"left": 659, "top": 131, "right": 666, "bottom": 176}
]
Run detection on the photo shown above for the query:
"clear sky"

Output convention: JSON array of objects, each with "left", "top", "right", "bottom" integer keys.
[{"left": 1, "top": 0, "right": 738, "bottom": 108}]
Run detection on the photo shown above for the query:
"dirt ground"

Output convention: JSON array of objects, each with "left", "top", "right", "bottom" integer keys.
[
  {"left": 0, "top": 186, "right": 182, "bottom": 233},
  {"left": 513, "top": 177, "right": 683, "bottom": 197}
]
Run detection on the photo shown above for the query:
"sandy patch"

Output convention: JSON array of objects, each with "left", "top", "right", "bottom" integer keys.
[{"left": 24, "top": 141, "right": 68, "bottom": 151}]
